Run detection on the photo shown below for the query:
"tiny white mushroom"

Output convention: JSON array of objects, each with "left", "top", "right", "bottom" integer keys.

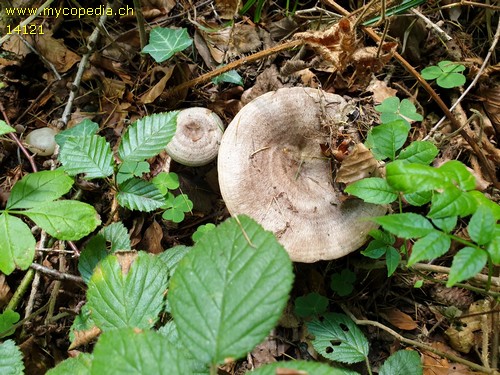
[
  {"left": 25, "top": 127, "right": 58, "bottom": 156},
  {"left": 166, "top": 107, "right": 224, "bottom": 167},
  {"left": 218, "top": 87, "right": 386, "bottom": 263}
]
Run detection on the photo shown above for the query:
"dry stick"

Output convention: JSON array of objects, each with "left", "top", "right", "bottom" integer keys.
[
  {"left": 425, "top": 19, "right": 500, "bottom": 140},
  {"left": 321, "top": 0, "right": 499, "bottom": 189},
  {"left": 29, "top": 263, "right": 84, "bottom": 284},
  {"left": 59, "top": 3, "right": 112, "bottom": 127},
  {"left": 167, "top": 39, "right": 304, "bottom": 97},
  {"left": 340, "top": 305, "right": 498, "bottom": 374},
  {"left": 412, "top": 262, "right": 500, "bottom": 288}
]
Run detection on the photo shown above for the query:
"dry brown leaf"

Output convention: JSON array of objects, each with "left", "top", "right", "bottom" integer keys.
[
  {"left": 336, "top": 143, "right": 380, "bottom": 185},
  {"left": 367, "top": 78, "right": 398, "bottom": 104},
  {"left": 215, "top": 0, "right": 240, "bottom": 19},
  {"left": 139, "top": 66, "right": 174, "bottom": 104},
  {"left": 0, "top": 274, "right": 11, "bottom": 308},
  {"left": 116, "top": 251, "right": 138, "bottom": 275},
  {"left": 141, "top": 220, "right": 164, "bottom": 254},
  {"left": 34, "top": 32, "right": 80, "bottom": 73},
  {"left": 380, "top": 307, "right": 418, "bottom": 330},
  {"left": 1, "top": 34, "right": 31, "bottom": 57}
]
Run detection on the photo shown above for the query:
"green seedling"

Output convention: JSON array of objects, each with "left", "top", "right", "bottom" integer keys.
[{"left": 421, "top": 60, "right": 466, "bottom": 88}]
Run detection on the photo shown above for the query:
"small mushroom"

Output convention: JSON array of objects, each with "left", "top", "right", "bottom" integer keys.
[
  {"left": 218, "top": 87, "right": 386, "bottom": 263},
  {"left": 166, "top": 107, "right": 224, "bottom": 167},
  {"left": 25, "top": 127, "right": 58, "bottom": 156}
]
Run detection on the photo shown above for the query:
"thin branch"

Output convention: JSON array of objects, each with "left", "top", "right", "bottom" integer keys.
[{"left": 30, "top": 263, "right": 84, "bottom": 284}]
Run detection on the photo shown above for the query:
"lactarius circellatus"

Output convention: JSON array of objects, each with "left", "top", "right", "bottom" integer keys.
[
  {"left": 25, "top": 127, "right": 58, "bottom": 156},
  {"left": 166, "top": 107, "right": 224, "bottom": 166},
  {"left": 218, "top": 87, "right": 386, "bottom": 262}
]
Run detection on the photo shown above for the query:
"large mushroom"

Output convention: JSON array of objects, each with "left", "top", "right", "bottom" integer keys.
[
  {"left": 166, "top": 107, "right": 224, "bottom": 167},
  {"left": 218, "top": 87, "right": 386, "bottom": 263}
]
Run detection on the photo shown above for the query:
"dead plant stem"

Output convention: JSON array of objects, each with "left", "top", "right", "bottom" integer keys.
[{"left": 412, "top": 262, "right": 500, "bottom": 288}]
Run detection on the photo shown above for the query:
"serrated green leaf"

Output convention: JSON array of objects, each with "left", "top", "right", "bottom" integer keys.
[
  {"left": 0, "top": 310, "right": 20, "bottom": 338},
  {"left": 142, "top": 27, "right": 193, "bottom": 63},
  {"left": 102, "top": 222, "right": 131, "bottom": 252},
  {"left": 365, "top": 120, "right": 409, "bottom": 160},
  {"left": 59, "top": 135, "right": 114, "bottom": 179},
  {"left": 468, "top": 205, "right": 495, "bottom": 245},
  {"left": 158, "top": 245, "right": 191, "bottom": 277},
  {"left": 432, "top": 216, "right": 457, "bottom": 233},
  {"left": 447, "top": 247, "right": 487, "bottom": 287},
  {"left": 438, "top": 161, "right": 475, "bottom": 191},
  {"left": 69, "top": 304, "right": 96, "bottom": 345},
  {"left": 344, "top": 178, "right": 398, "bottom": 204},
  {"left": 403, "top": 191, "right": 432, "bottom": 206},
  {"left": 212, "top": 69, "right": 244, "bottom": 86},
  {"left": 421, "top": 66, "right": 442, "bottom": 80},
  {"left": 152, "top": 172, "right": 179, "bottom": 195},
  {"left": 116, "top": 161, "right": 150, "bottom": 184},
  {"left": 468, "top": 191, "right": 500, "bottom": 220},
  {"left": 118, "top": 112, "right": 178, "bottom": 163},
  {"left": 0, "top": 120, "right": 15, "bottom": 136},
  {"left": 386, "top": 161, "right": 445, "bottom": 193},
  {"left": 169, "top": 215, "right": 294, "bottom": 365},
  {"left": 307, "top": 313, "right": 369, "bottom": 364},
  {"left": 428, "top": 188, "right": 477, "bottom": 219},
  {"left": 87, "top": 252, "right": 169, "bottom": 330},
  {"left": 192, "top": 223, "right": 216, "bottom": 242},
  {"left": 6, "top": 169, "right": 73, "bottom": 209},
  {"left": 386, "top": 246, "right": 401, "bottom": 276},
  {"left": 487, "top": 226, "right": 500, "bottom": 265},
  {"left": 0, "top": 340, "right": 24, "bottom": 375},
  {"left": 408, "top": 231, "right": 451, "bottom": 266},
  {"left": 117, "top": 178, "right": 166, "bottom": 212},
  {"left": 23, "top": 200, "right": 100, "bottom": 240},
  {"left": 78, "top": 235, "right": 107, "bottom": 283},
  {"left": 294, "top": 292, "right": 329, "bottom": 317},
  {"left": 251, "top": 361, "right": 359, "bottom": 375},
  {"left": 55, "top": 119, "right": 99, "bottom": 148},
  {"left": 46, "top": 354, "right": 92, "bottom": 375},
  {"left": 91, "top": 329, "right": 189, "bottom": 374},
  {"left": 330, "top": 269, "right": 356, "bottom": 296},
  {"left": 373, "top": 213, "right": 434, "bottom": 239},
  {"left": 397, "top": 141, "right": 438, "bottom": 164},
  {"left": 379, "top": 350, "right": 422, "bottom": 375},
  {"left": 0, "top": 213, "right": 36, "bottom": 275}
]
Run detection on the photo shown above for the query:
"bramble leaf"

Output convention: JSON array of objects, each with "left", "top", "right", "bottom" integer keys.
[
  {"left": 55, "top": 119, "right": 99, "bottom": 148},
  {"left": 432, "top": 216, "right": 457, "bottom": 233},
  {"left": 0, "top": 340, "right": 24, "bottom": 375},
  {"left": 403, "top": 191, "right": 432, "bottom": 206},
  {"left": 117, "top": 178, "right": 166, "bottom": 212},
  {"left": 379, "top": 350, "right": 422, "bottom": 375}
]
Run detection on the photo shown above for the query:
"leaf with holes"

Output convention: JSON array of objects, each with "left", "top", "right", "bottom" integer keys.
[
  {"left": 379, "top": 350, "right": 422, "bottom": 375},
  {"left": 169, "top": 215, "right": 294, "bottom": 366},
  {"left": 118, "top": 112, "right": 178, "bottom": 163},
  {"left": 87, "top": 251, "right": 169, "bottom": 330},
  {"left": 142, "top": 27, "right": 193, "bottom": 63},
  {"left": 117, "top": 178, "right": 166, "bottom": 212},
  {"left": 307, "top": 313, "right": 369, "bottom": 364},
  {"left": 0, "top": 213, "right": 36, "bottom": 275},
  {"left": 447, "top": 247, "right": 488, "bottom": 287}
]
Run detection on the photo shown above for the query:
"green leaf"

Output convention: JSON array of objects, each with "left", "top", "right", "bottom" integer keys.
[
  {"left": 116, "top": 160, "right": 150, "bottom": 184},
  {"left": 0, "top": 310, "right": 20, "bottom": 338},
  {"left": 437, "top": 72, "right": 466, "bottom": 88},
  {"left": 91, "top": 328, "right": 189, "bottom": 374},
  {"left": 344, "top": 178, "right": 398, "bottom": 204},
  {"left": 365, "top": 120, "right": 409, "bottom": 160},
  {"left": 307, "top": 313, "right": 369, "bottom": 364},
  {"left": 152, "top": 172, "right": 180, "bottom": 195},
  {"left": 447, "top": 247, "right": 487, "bottom": 287},
  {"left": 379, "top": 350, "right": 422, "bottom": 375},
  {"left": 467, "top": 191, "right": 500, "bottom": 220},
  {"left": 330, "top": 269, "right": 356, "bottom": 296},
  {"left": 428, "top": 187, "right": 477, "bottom": 219},
  {"left": 386, "top": 161, "right": 445, "bottom": 193},
  {"left": 118, "top": 112, "right": 178, "bottom": 163},
  {"left": 468, "top": 205, "right": 495, "bottom": 245},
  {"left": 373, "top": 213, "right": 434, "bottom": 239},
  {"left": 438, "top": 60, "right": 466, "bottom": 73},
  {"left": 368, "top": 229, "right": 395, "bottom": 244},
  {"left": 158, "top": 245, "right": 191, "bottom": 277},
  {"left": 421, "top": 65, "right": 443, "bottom": 80},
  {"left": 432, "top": 216, "right": 457, "bottom": 233},
  {"left": 102, "top": 222, "right": 131, "bottom": 252},
  {"left": 487, "top": 226, "right": 500, "bottom": 265},
  {"left": 422, "top": 61, "right": 466, "bottom": 89},
  {"left": 23, "top": 200, "right": 101, "bottom": 240},
  {"left": 374, "top": 96, "right": 400, "bottom": 114},
  {"left": 408, "top": 231, "right": 451, "bottom": 266},
  {"left": 55, "top": 119, "right": 99, "bottom": 148},
  {"left": 69, "top": 305, "right": 96, "bottom": 345},
  {"left": 0, "top": 340, "right": 24, "bottom": 375},
  {"left": 361, "top": 240, "right": 391, "bottom": 259},
  {"left": 162, "top": 194, "right": 193, "bottom": 223},
  {"left": 398, "top": 99, "right": 424, "bottom": 121},
  {"left": 212, "top": 69, "right": 244, "bottom": 86},
  {"left": 403, "top": 191, "right": 432, "bottom": 206},
  {"left": 87, "top": 252, "right": 169, "bottom": 330},
  {"left": 386, "top": 246, "right": 401, "bottom": 276},
  {"left": 59, "top": 135, "right": 114, "bottom": 179},
  {"left": 438, "top": 161, "right": 476, "bottom": 191},
  {"left": 46, "top": 354, "right": 92, "bottom": 375},
  {"left": 117, "top": 178, "right": 166, "bottom": 212},
  {"left": 0, "top": 213, "right": 36, "bottom": 274},
  {"left": 294, "top": 292, "right": 329, "bottom": 317},
  {"left": 397, "top": 141, "right": 438, "bottom": 164},
  {"left": 6, "top": 169, "right": 73, "bottom": 209},
  {"left": 142, "top": 27, "right": 193, "bottom": 63},
  {"left": 169, "top": 215, "right": 294, "bottom": 365},
  {"left": 375, "top": 97, "right": 422, "bottom": 126},
  {"left": 192, "top": 223, "right": 216, "bottom": 242},
  {"left": 251, "top": 361, "right": 359, "bottom": 375},
  {"left": 0, "top": 120, "right": 16, "bottom": 136}
]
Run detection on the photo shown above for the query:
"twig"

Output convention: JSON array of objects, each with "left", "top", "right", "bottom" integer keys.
[
  {"left": 424, "top": 19, "right": 500, "bottom": 140},
  {"left": 45, "top": 252, "right": 65, "bottom": 324},
  {"left": 411, "top": 8, "right": 452, "bottom": 41},
  {"left": 436, "top": 1, "right": 500, "bottom": 12},
  {"left": 30, "top": 263, "right": 84, "bottom": 284},
  {"left": 341, "top": 304, "right": 498, "bottom": 374},
  {"left": 132, "top": 0, "right": 147, "bottom": 50},
  {"left": 0, "top": 0, "right": 54, "bottom": 46},
  {"left": 59, "top": 3, "right": 112, "bottom": 127},
  {"left": 5, "top": 268, "right": 35, "bottom": 311}
]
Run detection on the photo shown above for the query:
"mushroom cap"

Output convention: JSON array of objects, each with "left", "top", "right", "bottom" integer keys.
[
  {"left": 25, "top": 127, "right": 58, "bottom": 156},
  {"left": 218, "top": 87, "right": 386, "bottom": 263},
  {"left": 166, "top": 107, "right": 224, "bottom": 167}
]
